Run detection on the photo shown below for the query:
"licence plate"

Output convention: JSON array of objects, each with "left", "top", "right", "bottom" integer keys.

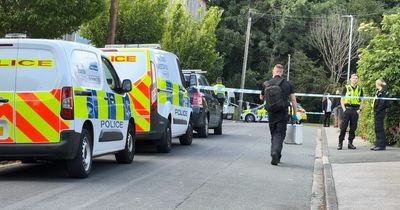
[{"left": 0, "top": 126, "right": 3, "bottom": 136}]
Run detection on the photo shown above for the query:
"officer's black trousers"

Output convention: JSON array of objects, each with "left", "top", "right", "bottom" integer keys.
[
  {"left": 324, "top": 112, "right": 331, "bottom": 127},
  {"left": 374, "top": 110, "right": 386, "bottom": 148},
  {"left": 217, "top": 98, "right": 224, "bottom": 107},
  {"left": 269, "top": 121, "right": 287, "bottom": 156},
  {"left": 339, "top": 109, "right": 359, "bottom": 143}
]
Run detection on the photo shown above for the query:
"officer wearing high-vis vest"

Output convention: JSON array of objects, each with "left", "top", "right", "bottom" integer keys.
[
  {"left": 214, "top": 77, "right": 226, "bottom": 106},
  {"left": 338, "top": 73, "right": 364, "bottom": 150}
]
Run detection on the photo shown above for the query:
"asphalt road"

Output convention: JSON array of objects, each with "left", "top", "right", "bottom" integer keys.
[{"left": 0, "top": 121, "right": 317, "bottom": 210}]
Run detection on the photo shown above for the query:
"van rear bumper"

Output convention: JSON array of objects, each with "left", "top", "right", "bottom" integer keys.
[
  {"left": 0, "top": 130, "right": 81, "bottom": 160},
  {"left": 136, "top": 111, "right": 168, "bottom": 141}
]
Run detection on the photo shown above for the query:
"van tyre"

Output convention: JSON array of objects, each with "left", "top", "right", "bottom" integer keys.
[
  {"left": 198, "top": 116, "right": 209, "bottom": 138},
  {"left": 115, "top": 124, "right": 135, "bottom": 164},
  {"left": 157, "top": 121, "right": 172, "bottom": 153},
  {"left": 67, "top": 129, "right": 92, "bottom": 178},
  {"left": 214, "top": 115, "right": 223, "bottom": 135},
  {"left": 179, "top": 120, "right": 193, "bottom": 145}
]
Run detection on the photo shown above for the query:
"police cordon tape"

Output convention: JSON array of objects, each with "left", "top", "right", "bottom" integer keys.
[{"left": 195, "top": 86, "right": 400, "bottom": 101}]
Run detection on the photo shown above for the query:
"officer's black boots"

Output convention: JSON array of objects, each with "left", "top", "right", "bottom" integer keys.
[
  {"left": 337, "top": 142, "right": 343, "bottom": 150},
  {"left": 348, "top": 141, "right": 356, "bottom": 149}
]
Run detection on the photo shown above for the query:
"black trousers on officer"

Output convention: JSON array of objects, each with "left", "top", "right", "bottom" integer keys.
[
  {"left": 374, "top": 110, "right": 386, "bottom": 148},
  {"left": 324, "top": 112, "right": 331, "bottom": 127},
  {"left": 269, "top": 121, "right": 287, "bottom": 157},
  {"left": 339, "top": 108, "right": 359, "bottom": 143}
]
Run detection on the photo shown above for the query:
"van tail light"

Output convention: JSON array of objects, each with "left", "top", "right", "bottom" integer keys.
[
  {"left": 150, "top": 61, "right": 158, "bottom": 111},
  {"left": 61, "top": 87, "right": 74, "bottom": 120},
  {"left": 191, "top": 92, "right": 203, "bottom": 107}
]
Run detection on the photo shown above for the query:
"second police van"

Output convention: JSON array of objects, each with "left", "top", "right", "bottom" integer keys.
[
  {"left": 0, "top": 39, "right": 135, "bottom": 178},
  {"left": 102, "top": 44, "right": 193, "bottom": 153}
]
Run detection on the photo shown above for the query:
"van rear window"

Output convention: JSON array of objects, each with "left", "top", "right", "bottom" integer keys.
[{"left": 16, "top": 49, "right": 58, "bottom": 91}]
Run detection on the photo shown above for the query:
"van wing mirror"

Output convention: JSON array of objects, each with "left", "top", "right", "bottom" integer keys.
[{"left": 122, "top": 79, "right": 132, "bottom": 93}]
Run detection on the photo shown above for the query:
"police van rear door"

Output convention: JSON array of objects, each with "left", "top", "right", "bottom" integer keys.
[
  {"left": 0, "top": 40, "right": 18, "bottom": 143},
  {"left": 102, "top": 48, "right": 150, "bottom": 134},
  {"left": 14, "top": 40, "right": 65, "bottom": 144}
]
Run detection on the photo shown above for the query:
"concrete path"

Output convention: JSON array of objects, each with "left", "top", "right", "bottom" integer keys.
[{"left": 324, "top": 127, "right": 400, "bottom": 210}]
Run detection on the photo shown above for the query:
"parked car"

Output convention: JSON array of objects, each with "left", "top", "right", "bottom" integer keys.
[
  {"left": 183, "top": 71, "right": 223, "bottom": 138},
  {"left": 240, "top": 104, "right": 269, "bottom": 122},
  {"left": 223, "top": 91, "right": 236, "bottom": 120},
  {"left": 241, "top": 103, "right": 307, "bottom": 123}
]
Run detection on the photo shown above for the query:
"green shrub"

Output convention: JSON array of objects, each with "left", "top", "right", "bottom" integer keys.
[{"left": 358, "top": 11, "right": 400, "bottom": 145}]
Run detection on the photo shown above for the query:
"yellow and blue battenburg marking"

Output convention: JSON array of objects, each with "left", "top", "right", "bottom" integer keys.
[{"left": 74, "top": 89, "right": 131, "bottom": 121}]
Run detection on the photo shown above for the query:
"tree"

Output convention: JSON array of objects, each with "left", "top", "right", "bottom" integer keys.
[
  {"left": 107, "top": 0, "right": 118, "bottom": 44},
  {"left": 358, "top": 11, "right": 400, "bottom": 145},
  {"left": 309, "top": 14, "right": 364, "bottom": 83},
  {"left": 81, "top": 0, "right": 168, "bottom": 47},
  {"left": 0, "top": 0, "right": 105, "bottom": 38},
  {"left": 161, "top": 3, "right": 223, "bottom": 83}
]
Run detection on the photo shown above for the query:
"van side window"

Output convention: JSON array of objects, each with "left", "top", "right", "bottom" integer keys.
[
  {"left": 101, "top": 57, "right": 121, "bottom": 93},
  {"left": 72, "top": 50, "right": 101, "bottom": 89}
]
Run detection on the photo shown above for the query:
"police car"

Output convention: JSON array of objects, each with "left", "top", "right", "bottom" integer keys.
[
  {"left": 240, "top": 104, "right": 269, "bottom": 122},
  {"left": 0, "top": 39, "right": 135, "bottom": 178},
  {"left": 102, "top": 44, "right": 193, "bottom": 153}
]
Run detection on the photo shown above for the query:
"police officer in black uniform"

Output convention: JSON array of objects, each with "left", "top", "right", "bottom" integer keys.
[
  {"left": 338, "top": 73, "right": 364, "bottom": 150},
  {"left": 371, "top": 78, "right": 389, "bottom": 151},
  {"left": 261, "top": 64, "right": 298, "bottom": 165}
]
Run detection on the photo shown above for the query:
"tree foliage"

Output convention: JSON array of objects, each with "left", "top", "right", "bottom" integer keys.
[
  {"left": 161, "top": 2, "right": 223, "bottom": 83},
  {"left": 81, "top": 0, "right": 168, "bottom": 47},
  {"left": 358, "top": 11, "right": 400, "bottom": 145},
  {"left": 0, "top": 0, "right": 105, "bottom": 38}
]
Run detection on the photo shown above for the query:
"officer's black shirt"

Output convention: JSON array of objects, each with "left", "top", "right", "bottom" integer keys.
[
  {"left": 261, "top": 75, "right": 295, "bottom": 124},
  {"left": 374, "top": 89, "right": 389, "bottom": 112},
  {"left": 341, "top": 85, "right": 364, "bottom": 108}
]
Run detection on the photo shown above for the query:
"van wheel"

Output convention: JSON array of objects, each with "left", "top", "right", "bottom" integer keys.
[
  {"left": 214, "top": 115, "right": 223, "bottom": 135},
  {"left": 157, "top": 121, "right": 172, "bottom": 153},
  {"left": 66, "top": 129, "right": 92, "bottom": 178},
  {"left": 226, "top": 114, "right": 233, "bottom": 120},
  {"left": 198, "top": 116, "right": 209, "bottom": 138},
  {"left": 179, "top": 120, "right": 193, "bottom": 145},
  {"left": 115, "top": 124, "right": 135, "bottom": 164}
]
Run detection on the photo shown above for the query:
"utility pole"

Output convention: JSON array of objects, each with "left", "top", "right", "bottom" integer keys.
[
  {"left": 107, "top": 0, "right": 118, "bottom": 44},
  {"left": 238, "top": 10, "right": 252, "bottom": 114},
  {"left": 287, "top": 54, "right": 291, "bottom": 81},
  {"left": 342, "top": 15, "right": 353, "bottom": 83}
]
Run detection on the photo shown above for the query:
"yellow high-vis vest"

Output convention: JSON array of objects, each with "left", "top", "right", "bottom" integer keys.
[{"left": 344, "top": 85, "right": 362, "bottom": 105}]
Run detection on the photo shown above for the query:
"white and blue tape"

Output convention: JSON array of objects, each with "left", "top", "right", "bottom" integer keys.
[{"left": 195, "top": 85, "right": 400, "bottom": 101}]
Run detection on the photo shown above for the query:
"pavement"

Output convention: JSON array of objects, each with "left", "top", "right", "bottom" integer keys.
[{"left": 323, "top": 127, "right": 400, "bottom": 210}]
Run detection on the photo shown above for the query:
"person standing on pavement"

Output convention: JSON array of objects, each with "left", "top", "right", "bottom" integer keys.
[
  {"left": 261, "top": 64, "right": 298, "bottom": 165},
  {"left": 213, "top": 77, "right": 226, "bottom": 107},
  {"left": 338, "top": 73, "right": 364, "bottom": 150},
  {"left": 322, "top": 93, "right": 333, "bottom": 127},
  {"left": 371, "top": 79, "right": 389, "bottom": 151},
  {"left": 332, "top": 90, "right": 342, "bottom": 128}
]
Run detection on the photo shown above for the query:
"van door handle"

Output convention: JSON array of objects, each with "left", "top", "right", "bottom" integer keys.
[
  {"left": 104, "top": 96, "right": 109, "bottom": 100},
  {"left": 0, "top": 98, "right": 9, "bottom": 103},
  {"left": 74, "top": 90, "right": 92, "bottom": 96}
]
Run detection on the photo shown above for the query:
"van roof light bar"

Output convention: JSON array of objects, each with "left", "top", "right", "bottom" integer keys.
[
  {"left": 104, "top": 44, "right": 161, "bottom": 49},
  {"left": 182, "top": 69, "right": 207, "bottom": 74},
  {"left": 5, "top": 33, "right": 27, "bottom": 39}
]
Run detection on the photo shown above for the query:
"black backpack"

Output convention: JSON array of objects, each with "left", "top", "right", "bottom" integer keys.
[{"left": 263, "top": 78, "right": 286, "bottom": 112}]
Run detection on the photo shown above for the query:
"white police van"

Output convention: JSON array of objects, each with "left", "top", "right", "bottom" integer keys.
[
  {"left": 102, "top": 44, "right": 193, "bottom": 153},
  {"left": 0, "top": 39, "right": 135, "bottom": 178}
]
